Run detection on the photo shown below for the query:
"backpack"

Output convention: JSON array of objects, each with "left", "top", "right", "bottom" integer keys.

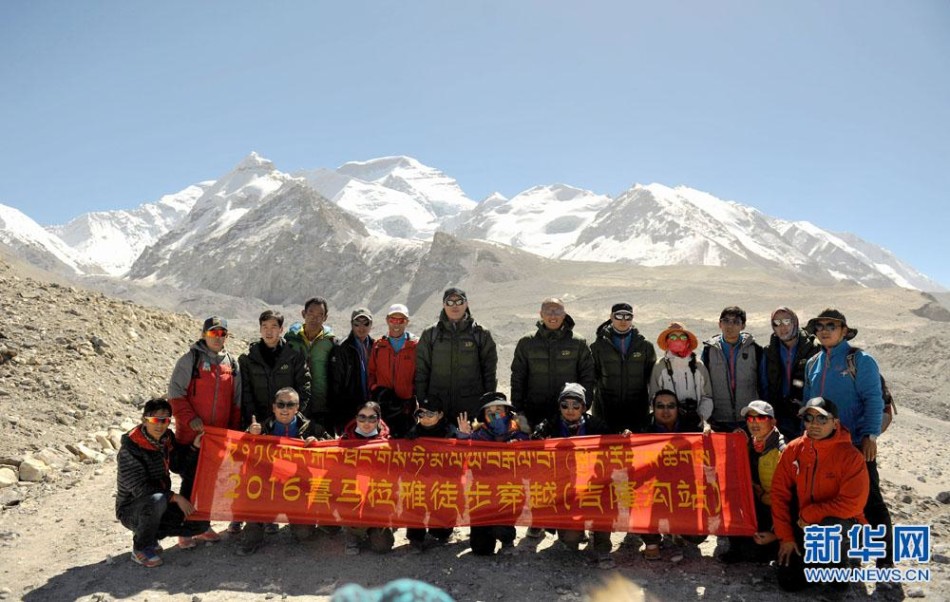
[
  {"left": 806, "top": 348, "right": 896, "bottom": 433},
  {"left": 187, "top": 347, "right": 238, "bottom": 397}
]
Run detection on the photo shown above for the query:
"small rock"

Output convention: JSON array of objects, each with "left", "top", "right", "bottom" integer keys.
[
  {"left": 191, "top": 596, "right": 202, "bottom": 602},
  {"left": 696, "top": 586, "right": 706, "bottom": 598},
  {"left": 105, "top": 555, "right": 114, "bottom": 565},
  {"left": 670, "top": 553, "right": 684, "bottom": 563},
  {"left": 932, "top": 553, "right": 950, "bottom": 564},
  {"left": 917, "top": 475, "right": 927, "bottom": 483},
  {"left": 906, "top": 587, "right": 925, "bottom": 598},
  {"left": 936, "top": 491, "right": 950, "bottom": 504},
  {"left": 902, "top": 495, "right": 914, "bottom": 504}
]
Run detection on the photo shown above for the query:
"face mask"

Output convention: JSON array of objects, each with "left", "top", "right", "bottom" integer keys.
[
  {"left": 668, "top": 339, "right": 691, "bottom": 357},
  {"left": 488, "top": 416, "right": 509, "bottom": 435},
  {"left": 359, "top": 427, "right": 379, "bottom": 437},
  {"left": 780, "top": 327, "right": 800, "bottom": 343}
]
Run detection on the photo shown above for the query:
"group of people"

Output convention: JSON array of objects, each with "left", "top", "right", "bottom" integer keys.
[{"left": 116, "top": 289, "right": 893, "bottom": 592}]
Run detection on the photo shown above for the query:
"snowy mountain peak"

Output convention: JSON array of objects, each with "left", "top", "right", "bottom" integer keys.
[
  {"left": 482, "top": 192, "right": 508, "bottom": 204},
  {"left": 518, "top": 184, "right": 599, "bottom": 202},
  {"left": 234, "top": 151, "right": 276, "bottom": 172},
  {"left": 337, "top": 156, "right": 426, "bottom": 182}
]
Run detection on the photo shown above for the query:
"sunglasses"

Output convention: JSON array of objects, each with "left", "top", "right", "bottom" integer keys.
[
  {"left": 275, "top": 401, "right": 299, "bottom": 410},
  {"left": 654, "top": 403, "right": 677, "bottom": 411},
  {"left": 387, "top": 316, "right": 408, "bottom": 324},
  {"left": 613, "top": 312, "right": 634, "bottom": 321},
  {"left": 802, "top": 413, "right": 831, "bottom": 425},
  {"left": 813, "top": 322, "right": 840, "bottom": 332},
  {"left": 772, "top": 318, "right": 793, "bottom": 327},
  {"left": 444, "top": 299, "right": 466, "bottom": 307},
  {"left": 720, "top": 317, "right": 743, "bottom": 326},
  {"left": 205, "top": 329, "right": 229, "bottom": 338},
  {"left": 745, "top": 414, "right": 771, "bottom": 423},
  {"left": 352, "top": 320, "right": 372, "bottom": 327},
  {"left": 667, "top": 333, "right": 688, "bottom": 341},
  {"left": 559, "top": 400, "right": 583, "bottom": 410},
  {"left": 356, "top": 414, "right": 379, "bottom": 423},
  {"left": 143, "top": 416, "right": 171, "bottom": 425},
  {"left": 415, "top": 409, "right": 439, "bottom": 419},
  {"left": 542, "top": 308, "right": 566, "bottom": 317}
]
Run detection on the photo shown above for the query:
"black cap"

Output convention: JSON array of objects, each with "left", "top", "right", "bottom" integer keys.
[
  {"left": 443, "top": 287, "right": 467, "bottom": 303},
  {"left": 478, "top": 391, "right": 514, "bottom": 413},
  {"left": 202, "top": 316, "right": 228, "bottom": 332},
  {"left": 798, "top": 396, "right": 839, "bottom": 419},
  {"left": 805, "top": 308, "right": 857, "bottom": 340},
  {"left": 611, "top": 302, "right": 633, "bottom": 314},
  {"left": 417, "top": 396, "right": 444, "bottom": 413}
]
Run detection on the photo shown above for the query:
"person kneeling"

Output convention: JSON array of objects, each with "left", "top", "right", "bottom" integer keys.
[
  {"left": 457, "top": 392, "right": 530, "bottom": 556},
  {"left": 533, "top": 383, "right": 616, "bottom": 569},
  {"left": 116, "top": 398, "right": 207, "bottom": 567},
  {"left": 239, "top": 387, "right": 328, "bottom": 555},
  {"left": 771, "top": 397, "right": 869, "bottom": 592},
  {"left": 339, "top": 401, "right": 396, "bottom": 555}
]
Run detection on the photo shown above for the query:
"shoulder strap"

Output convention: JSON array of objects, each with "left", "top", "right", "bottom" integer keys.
[
  {"left": 688, "top": 353, "right": 697, "bottom": 374},
  {"left": 845, "top": 347, "right": 859, "bottom": 379},
  {"left": 664, "top": 357, "right": 674, "bottom": 379}
]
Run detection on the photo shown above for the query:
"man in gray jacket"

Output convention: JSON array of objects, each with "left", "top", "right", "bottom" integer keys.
[{"left": 701, "top": 306, "right": 762, "bottom": 432}]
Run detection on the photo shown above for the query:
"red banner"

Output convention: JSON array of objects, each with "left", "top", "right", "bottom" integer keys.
[{"left": 191, "top": 427, "right": 757, "bottom": 536}]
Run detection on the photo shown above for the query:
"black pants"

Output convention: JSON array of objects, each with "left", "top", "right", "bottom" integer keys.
[
  {"left": 176, "top": 444, "right": 211, "bottom": 533},
  {"left": 864, "top": 460, "right": 893, "bottom": 566},
  {"left": 118, "top": 493, "right": 205, "bottom": 550},
  {"left": 469, "top": 526, "right": 515, "bottom": 556},
  {"left": 406, "top": 527, "right": 453, "bottom": 544},
  {"left": 776, "top": 517, "right": 856, "bottom": 592}
]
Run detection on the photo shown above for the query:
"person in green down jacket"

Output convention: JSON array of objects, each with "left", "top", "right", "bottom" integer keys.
[
  {"left": 589, "top": 303, "right": 656, "bottom": 434},
  {"left": 415, "top": 287, "right": 497, "bottom": 423},
  {"left": 285, "top": 296, "right": 337, "bottom": 432},
  {"left": 510, "top": 297, "right": 595, "bottom": 428}
]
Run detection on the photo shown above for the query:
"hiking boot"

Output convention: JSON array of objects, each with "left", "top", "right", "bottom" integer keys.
[
  {"left": 621, "top": 533, "right": 642, "bottom": 549},
  {"left": 597, "top": 554, "right": 617, "bottom": 570},
  {"left": 226, "top": 521, "right": 243, "bottom": 534},
  {"left": 643, "top": 544, "right": 661, "bottom": 561},
  {"left": 236, "top": 540, "right": 262, "bottom": 556},
  {"left": 526, "top": 527, "right": 545, "bottom": 539},
  {"left": 131, "top": 548, "right": 163, "bottom": 568}
]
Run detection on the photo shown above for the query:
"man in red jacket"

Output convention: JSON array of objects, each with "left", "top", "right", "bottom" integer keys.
[
  {"left": 368, "top": 304, "right": 418, "bottom": 437},
  {"left": 770, "top": 397, "right": 869, "bottom": 592},
  {"left": 167, "top": 316, "right": 242, "bottom": 546}
]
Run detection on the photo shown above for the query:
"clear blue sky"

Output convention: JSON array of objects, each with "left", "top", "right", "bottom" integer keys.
[{"left": 2, "top": 1, "right": 948, "bottom": 286}]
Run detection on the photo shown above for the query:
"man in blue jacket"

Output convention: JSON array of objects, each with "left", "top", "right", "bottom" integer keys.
[{"left": 803, "top": 308, "right": 892, "bottom": 567}]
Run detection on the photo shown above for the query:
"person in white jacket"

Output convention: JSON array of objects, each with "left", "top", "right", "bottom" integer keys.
[{"left": 648, "top": 322, "right": 713, "bottom": 427}]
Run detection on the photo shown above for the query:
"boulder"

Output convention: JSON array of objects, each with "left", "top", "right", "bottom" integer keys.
[{"left": 18, "top": 457, "right": 50, "bottom": 482}]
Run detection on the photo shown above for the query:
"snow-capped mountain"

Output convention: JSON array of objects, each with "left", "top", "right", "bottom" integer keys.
[
  {"left": 295, "top": 156, "right": 475, "bottom": 239},
  {"left": 6, "top": 151, "right": 942, "bottom": 292},
  {"left": 48, "top": 183, "right": 210, "bottom": 276},
  {"left": 0, "top": 203, "right": 98, "bottom": 275},
  {"left": 453, "top": 184, "right": 610, "bottom": 258}
]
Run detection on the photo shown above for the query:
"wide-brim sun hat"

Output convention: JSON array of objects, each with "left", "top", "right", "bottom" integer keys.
[{"left": 656, "top": 322, "right": 699, "bottom": 351}]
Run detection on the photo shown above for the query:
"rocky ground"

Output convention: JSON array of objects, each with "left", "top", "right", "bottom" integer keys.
[{"left": 0, "top": 257, "right": 948, "bottom": 601}]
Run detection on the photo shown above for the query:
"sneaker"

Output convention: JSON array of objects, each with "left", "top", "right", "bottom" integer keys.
[
  {"left": 526, "top": 527, "right": 545, "bottom": 539},
  {"left": 131, "top": 548, "right": 163, "bottom": 568},
  {"left": 178, "top": 528, "right": 221, "bottom": 549},
  {"left": 345, "top": 541, "right": 361, "bottom": 556},
  {"left": 264, "top": 523, "right": 279, "bottom": 535},
  {"left": 499, "top": 541, "right": 517, "bottom": 555},
  {"left": 643, "top": 544, "right": 661, "bottom": 561},
  {"left": 146, "top": 543, "right": 163, "bottom": 555},
  {"left": 226, "top": 521, "right": 243, "bottom": 534}
]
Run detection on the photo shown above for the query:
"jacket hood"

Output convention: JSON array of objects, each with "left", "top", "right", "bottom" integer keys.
[
  {"left": 342, "top": 418, "right": 391, "bottom": 440},
  {"left": 596, "top": 319, "right": 645, "bottom": 342}
]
